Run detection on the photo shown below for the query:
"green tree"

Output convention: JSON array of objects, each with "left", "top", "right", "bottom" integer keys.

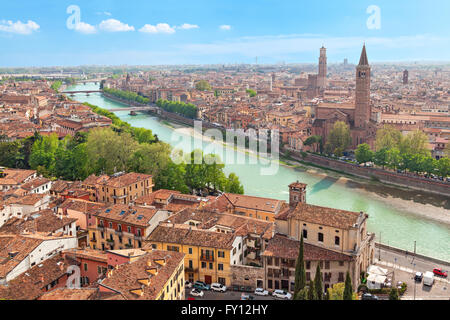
[
  {"left": 373, "top": 147, "right": 389, "bottom": 169},
  {"left": 389, "top": 288, "right": 399, "bottom": 300},
  {"left": 375, "top": 125, "right": 402, "bottom": 151},
  {"left": 195, "top": 80, "right": 212, "bottom": 91},
  {"left": 387, "top": 147, "right": 402, "bottom": 170},
  {"left": 224, "top": 173, "right": 244, "bottom": 194},
  {"left": 355, "top": 143, "right": 374, "bottom": 164},
  {"left": 343, "top": 271, "right": 353, "bottom": 300},
  {"left": 308, "top": 280, "right": 316, "bottom": 300},
  {"left": 86, "top": 128, "right": 138, "bottom": 175},
  {"left": 314, "top": 264, "right": 323, "bottom": 300},
  {"left": 304, "top": 135, "right": 323, "bottom": 153},
  {"left": 325, "top": 121, "right": 351, "bottom": 157},
  {"left": 295, "top": 287, "right": 309, "bottom": 300},
  {"left": 294, "top": 235, "right": 306, "bottom": 298},
  {"left": 436, "top": 157, "right": 450, "bottom": 177},
  {"left": 246, "top": 89, "right": 257, "bottom": 97},
  {"left": 400, "top": 130, "right": 430, "bottom": 157}
]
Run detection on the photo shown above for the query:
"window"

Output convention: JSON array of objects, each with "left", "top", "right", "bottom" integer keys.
[
  {"left": 302, "top": 229, "right": 307, "bottom": 239},
  {"left": 127, "top": 226, "right": 131, "bottom": 233},
  {"left": 306, "top": 261, "right": 311, "bottom": 269},
  {"left": 306, "top": 272, "right": 310, "bottom": 281},
  {"left": 338, "top": 272, "right": 344, "bottom": 282},
  {"left": 218, "top": 264, "right": 223, "bottom": 271},
  {"left": 267, "top": 257, "right": 272, "bottom": 265},
  {"left": 325, "top": 261, "right": 330, "bottom": 270},
  {"left": 108, "top": 222, "right": 112, "bottom": 228},
  {"left": 339, "top": 261, "right": 344, "bottom": 267},
  {"left": 318, "top": 233, "right": 324, "bottom": 242},
  {"left": 209, "top": 263, "right": 213, "bottom": 270},
  {"left": 201, "top": 262, "right": 206, "bottom": 269},
  {"left": 335, "top": 236, "right": 340, "bottom": 246},
  {"left": 188, "top": 260, "right": 193, "bottom": 269},
  {"left": 188, "top": 248, "right": 193, "bottom": 254},
  {"left": 218, "top": 251, "right": 224, "bottom": 258},
  {"left": 84, "top": 263, "right": 88, "bottom": 271}
]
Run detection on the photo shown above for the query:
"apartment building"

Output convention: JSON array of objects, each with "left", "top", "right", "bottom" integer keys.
[
  {"left": 146, "top": 223, "right": 244, "bottom": 286},
  {"left": 88, "top": 204, "right": 170, "bottom": 251},
  {"left": 82, "top": 172, "right": 154, "bottom": 205}
]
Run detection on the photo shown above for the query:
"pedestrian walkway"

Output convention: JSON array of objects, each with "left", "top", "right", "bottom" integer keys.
[{"left": 376, "top": 259, "right": 449, "bottom": 284}]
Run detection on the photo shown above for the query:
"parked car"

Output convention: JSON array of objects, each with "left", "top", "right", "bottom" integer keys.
[
  {"left": 240, "top": 286, "right": 253, "bottom": 292},
  {"left": 423, "top": 271, "right": 435, "bottom": 286},
  {"left": 193, "top": 281, "right": 210, "bottom": 290},
  {"left": 414, "top": 272, "right": 423, "bottom": 282},
  {"left": 185, "top": 281, "right": 193, "bottom": 288},
  {"left": 232, "top": 285, "right": 240, "bottom": 291},
  {"left": 272, "top": 289, "right": 292, "bottom": 300},
  {"left": 433, "top": 268, "right": 448, "bottom": 277},
  {"left": 240, "top": 293, "right": 255, "bottom": 300},
  {"left": 254, "top": 288, "right": 269, "bottom": 296},
  {"left": 361, "top": 293, "right": 379, "bottom": 300},
  {"left": 211, "top": 283, "right": 227, "bottom": 292},
  {"left": 190, "top": 288, "right": 204, "bottom": 298}
]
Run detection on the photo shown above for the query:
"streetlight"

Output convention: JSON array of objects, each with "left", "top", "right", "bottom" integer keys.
[{"left": 413, "top": 262, "right": 416, "bottom": 301}]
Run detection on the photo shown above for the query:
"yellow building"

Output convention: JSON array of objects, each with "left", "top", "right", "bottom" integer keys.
[
  {"left": 82, "top": 172, "right": 154, "bottom": 205},
  {"left": 146, "top": 224, "right": 244, "bottom": 286},
  {"left": 98, "top": 249, "right": 185, "bottom": 300}
]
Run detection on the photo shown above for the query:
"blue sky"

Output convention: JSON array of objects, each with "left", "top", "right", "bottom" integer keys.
[{"left": 0, "top": 0, "right": 449, "bottom": 66}]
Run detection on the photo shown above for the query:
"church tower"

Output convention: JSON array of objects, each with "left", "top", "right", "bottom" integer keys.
[
  {"left": 318, "top": 46, "right": 327, "bottom": 89},
  {"left": 355, "top": 44, "right": 371, "bottom": 128},
  {"left": 289, "top": 181, "right": 307, "bottom": 208}
]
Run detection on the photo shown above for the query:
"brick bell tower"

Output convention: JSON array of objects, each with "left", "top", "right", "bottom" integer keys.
[
  {"left": 318, "top": 46, "right": 327, "bottom": 89},
  {"left": 355, "top": 44, "right": 371, "bottom": 129},
  {"left": 289, "top": 181, "right": 307, "bottom": 208}
]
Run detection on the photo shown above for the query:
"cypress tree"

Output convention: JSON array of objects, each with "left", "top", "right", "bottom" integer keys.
[
  {"left": 314, "top": 264, "right": 323, "bottom": 300},
  {"left": 343, "top": 271, "right": 353, "bottom": 300},
  {"left": 308, "top": 280, "right": 316, "bottom": 300},
  {"left": 294, "top": 235, "right": 306, "bottom": 297},
  {"left": 389, "top": 288, "right": 399, "bottom": 300}
]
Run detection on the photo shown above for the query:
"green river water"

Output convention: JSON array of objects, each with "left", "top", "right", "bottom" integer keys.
[{"left": 68, "top": 83, "right": 450, "bottom": 262}]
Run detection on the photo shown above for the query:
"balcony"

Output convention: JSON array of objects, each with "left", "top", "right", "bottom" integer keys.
[
  {"left": 115, "top": 230, "right": 123, "bottom": 236},
  {"left": 200, "top": 255, "right": 214, "bottom": 262},
  {"left": 134, "top": 235, "right": 143, "bottom": 241},
  {"left": 185, "top": 267, "right": 198, "bottom": 273},
  {"left": 112, "top": 194, "right": 127, "bottom": 199},
  {"left": 97, "top": 225, "right": 105, "bottom": 231}
]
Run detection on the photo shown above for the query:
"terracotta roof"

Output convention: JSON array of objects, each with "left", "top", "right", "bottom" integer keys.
[
  {"left": 0, "top": 254, "right": 70, "bottom": 300},
  {"left": 96, "top": 204, "right": 159, "bottom": 227},
  {"left": 20, "top": 177, "right": 50, "bottom": 191},
  {"left": 99, "top": 250, "right": 185, "bottom": 300},
  {"left": 262, "top": 234, "right": 353, "bottom": 261},
  {"left": 0, "top": 169, "right": 36, "bottom": 186},
  {"left": 147, "top": 225, "right": 236, "bottom": 249},
  {"left": 0, "top": 235, "right": 43, "bottom": 278},
  {"left": 38, "top": 288, "right": 98, "bottom": 300},
  {"left": 62, "top": 248, "right": 108, "bottom": 264},
  {"left": 279, "top": 202, "right": 363, "bottom": 230},
  {"left": 0, "top": 210, "right": 76, "bottom": 235}
]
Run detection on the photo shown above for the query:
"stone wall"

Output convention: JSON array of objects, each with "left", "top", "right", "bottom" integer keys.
[
  {"left": 230, "top": 265, "right": 265, "bottom": 289},
  {"left": 286, "top": 151, "right": 450, "bottom": 197}
]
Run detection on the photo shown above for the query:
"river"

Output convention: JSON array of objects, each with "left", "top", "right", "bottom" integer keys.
[{"left": 68, "top": 83, "right": 450, "bottom": 262}]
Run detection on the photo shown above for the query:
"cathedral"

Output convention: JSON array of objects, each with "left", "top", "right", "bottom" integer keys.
[{"left": 312, "top": 44, "right": 378, "bottom": 149}]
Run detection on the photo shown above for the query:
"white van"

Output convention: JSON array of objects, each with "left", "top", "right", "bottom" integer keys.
[
  {"left": 423, "top": 271, "right": 434, "bottom": 286},
  {"left": 211, "top": 283, "right": 227, "bottom": 292}
]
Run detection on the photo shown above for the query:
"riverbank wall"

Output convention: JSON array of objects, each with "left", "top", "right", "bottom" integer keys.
[
  {"left": 376, "top": 242, "right": 450, "bottom": 267},
  {"left": 285, "top": 151, "right": 450, "bottom": 197}
]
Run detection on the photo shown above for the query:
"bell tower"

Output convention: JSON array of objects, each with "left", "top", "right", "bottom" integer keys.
[
  {"left": 289, "top": 182, "right": 307, "bottom": 208},
  {"left": 355, "top": 44, "right": 371, "bottom": 129},
  {"left": 318, "top": 46, "right": 327, "bottom": 89}
]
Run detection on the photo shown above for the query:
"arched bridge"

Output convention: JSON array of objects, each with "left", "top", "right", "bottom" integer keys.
[{"left": 62, "top": 90, "right": 102, "bottom": 94}]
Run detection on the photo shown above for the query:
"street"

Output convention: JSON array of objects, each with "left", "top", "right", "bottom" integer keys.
[{"left": 375, "top": 248, "right": 450, "bottom": 300}]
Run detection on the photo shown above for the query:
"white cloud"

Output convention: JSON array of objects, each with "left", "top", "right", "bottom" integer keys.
[
  {"left": 74, "top": 22, "right": 97, "bottom": 34},
  {"left": 0, "top": 20, "right": 40, "bottom": 35},
  {"left": 177, "top": 23, "right": 199, "bottom": 30},
  {"left": 219, "top": 25, "right": 231, "bottom": 31},
  {"left": 139, "top": 23, "right": 176, "bottom": 34},
  {"left": 99, "top": 19, "right": 134, "bottom": 32}
]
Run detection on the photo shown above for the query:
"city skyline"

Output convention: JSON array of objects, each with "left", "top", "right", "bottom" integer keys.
[{"left": 0, "top": 0, "right": 449, "bottom": 67}]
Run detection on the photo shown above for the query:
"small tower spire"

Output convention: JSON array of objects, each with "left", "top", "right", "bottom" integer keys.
[{"left": 359, "top": 44, "right": 369, "bottom": 66}]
